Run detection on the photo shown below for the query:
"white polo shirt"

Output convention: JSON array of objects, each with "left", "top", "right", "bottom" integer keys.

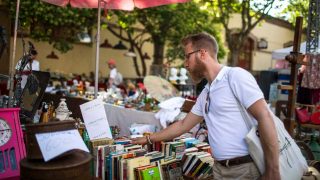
[
  {"left": 191, "top": 66, "right": 264, "bottom": 160},
  {"left": 109, "top": 68, "right": 122, "bottom": 86}
]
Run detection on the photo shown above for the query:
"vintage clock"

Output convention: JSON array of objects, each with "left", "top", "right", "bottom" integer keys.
[
  {"left": 0, "top": 108, "right": 26, "bottom": 179},
  {"left": 0, "top": 119, "right": 12, "bottom": 146}
]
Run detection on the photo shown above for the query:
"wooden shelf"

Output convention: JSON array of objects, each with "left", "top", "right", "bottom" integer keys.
[{"left": 277, "top": 85, "right": 293, "bottom": 90}]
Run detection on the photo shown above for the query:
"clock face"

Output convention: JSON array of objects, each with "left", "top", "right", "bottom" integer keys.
[{"left": 0, "top": 118, "right": 12, "bottom": 146}]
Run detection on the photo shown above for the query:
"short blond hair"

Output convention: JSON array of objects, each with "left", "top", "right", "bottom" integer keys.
[{"left": 181, "top": 32, "right": 218, "bottom": 59}]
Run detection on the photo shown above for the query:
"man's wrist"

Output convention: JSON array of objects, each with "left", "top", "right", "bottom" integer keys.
[{"left": 146, "top": 135, "right": 153, "bottom": 145}]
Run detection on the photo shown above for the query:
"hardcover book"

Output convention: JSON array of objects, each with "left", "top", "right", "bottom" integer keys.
[
  {"left": 126, "top": 156, "right": 150, "bottom": 180},
  {"left": 140, "top": 166, "right": 161, "bottom": 180}
]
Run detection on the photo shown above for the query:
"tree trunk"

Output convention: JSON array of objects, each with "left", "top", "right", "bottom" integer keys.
[
  {"left": 230, "top": 49, "right": 240, "bottom": 67},
  {"left": 129, "top": 43, "right": 141, "bottom": 77},
  {"left": 226, "top": 32, "right": 242, "bottom": 67},
  {"left": 135, "top": 44, "right": 147, "bottom": 76},
  {"left": 150, "top": 37, "right": 165, "bottom": 76}
]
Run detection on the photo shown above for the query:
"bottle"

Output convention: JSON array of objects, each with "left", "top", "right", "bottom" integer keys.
[
  {"left": 47, "top": 101, "right": 55, "bottom": 120},
  {"left": 40, "top": 103, "right": 49, "bottom": 123},
  {"left": 309, "top": 135, "right": 320, "bottom": 161}
]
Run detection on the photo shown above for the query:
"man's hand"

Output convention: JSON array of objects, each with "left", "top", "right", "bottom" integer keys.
[
  {"left": 131, "top": 136, "right": 148, "bottom": 146},
  {"left": 131, "top": 113, "right": 203, "bottom": 145}
]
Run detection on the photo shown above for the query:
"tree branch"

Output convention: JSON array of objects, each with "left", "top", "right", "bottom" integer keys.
[
  {"left": 217, "top": 0, "right": 230, "bottom": 31},
  {"left": 107, "top": 26, "right": 130, "bottom": 42}
]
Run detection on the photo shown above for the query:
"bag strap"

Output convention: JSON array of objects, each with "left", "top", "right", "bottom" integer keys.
[{"left": 227, "top": 68, "right": 255, "bottom": 130}]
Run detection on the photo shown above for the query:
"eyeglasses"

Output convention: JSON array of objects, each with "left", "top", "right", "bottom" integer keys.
[
  {"left": 205, "top": 90, "right": 210, "bottom": 114},
  {"left": 185, "top": 50, "right": 200, "bottom": 60}
]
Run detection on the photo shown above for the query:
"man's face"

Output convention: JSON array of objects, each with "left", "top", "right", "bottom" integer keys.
[{"left": 184, "top": 43, "right": 205, "bottom": 84}]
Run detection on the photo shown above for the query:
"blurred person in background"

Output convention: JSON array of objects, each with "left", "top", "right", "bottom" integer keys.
[
  {"left": 107, "top": 58, "right": 123, "bottom": 89},
  {"left": 15, "top": 49, "right": 40, "bottom": 89}
]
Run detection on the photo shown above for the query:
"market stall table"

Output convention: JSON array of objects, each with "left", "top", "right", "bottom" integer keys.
[{"left": 43, "top": 93, "right": 162, "bottom": 137}]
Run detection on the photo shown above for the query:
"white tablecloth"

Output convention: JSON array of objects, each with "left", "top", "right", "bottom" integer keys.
[{"left": 104, "top": 104, "right": 162, "bottom": 137}]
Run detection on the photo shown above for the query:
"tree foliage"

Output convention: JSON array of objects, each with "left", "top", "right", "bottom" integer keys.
[
  {"left": 281, "top": 0, "right": 309, "bottom": 27},
  {"left": 200, "top": 0, "right": 280, "bottom": 67},
  {"left": 4, "top": 0, "right": 287, "bottom": 73},
  {"left": 4, "top": 0, "right": 96, "bottom": 53},
  {"left": 108, "top": 2, "right": 225, "bottom": 76},
  {"left": 5, "top": 0, "right": 225, "bottom": 76}
]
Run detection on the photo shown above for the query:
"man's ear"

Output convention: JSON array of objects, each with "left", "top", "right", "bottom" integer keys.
[{"left": 200, "top": 49, "right": 206, "bottom": 60}]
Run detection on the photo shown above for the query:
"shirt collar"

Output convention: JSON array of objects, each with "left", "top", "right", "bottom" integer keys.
[{"left": 204, "top": 66, "right": 230, "bottom": 90}]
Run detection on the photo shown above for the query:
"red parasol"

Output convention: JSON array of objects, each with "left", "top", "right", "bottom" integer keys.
[{"left": 41, "top": 0, "right": 188, "bottom": 10}]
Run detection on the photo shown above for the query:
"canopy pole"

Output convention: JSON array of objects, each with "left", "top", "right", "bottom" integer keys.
[
  {"left": 8, "top": 0, "right": 21, "bottom": 106},
  {"left": 94, "top": 0, "right": 102, "bottom": 99}
]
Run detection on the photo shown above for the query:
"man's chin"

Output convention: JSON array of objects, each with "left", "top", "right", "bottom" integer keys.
[{"left": 190, "top": 77, "right": 202, "bottom": 84}]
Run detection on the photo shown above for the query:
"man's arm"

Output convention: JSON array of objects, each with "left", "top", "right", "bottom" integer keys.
[
  {"left": 247, "top": 99, "right": 280, "bottom": 180},
  {"left": 131, "top": 112, "right": 203, "bottom": 145}
]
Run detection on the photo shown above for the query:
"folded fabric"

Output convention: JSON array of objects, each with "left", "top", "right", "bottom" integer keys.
[
  {"left": 155, "top": 97, "right": 185, "bottom": 128},
  {"left": 158, "top": 97, "right": 185, "bottom": 110},
  {"left": 155, "top": 108, "right": 181, "bottom": 128}
]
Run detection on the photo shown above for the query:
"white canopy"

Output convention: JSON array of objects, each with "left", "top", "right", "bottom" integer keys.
[{"left": 271, "top": 42, "right": 306, "bottom": 60}]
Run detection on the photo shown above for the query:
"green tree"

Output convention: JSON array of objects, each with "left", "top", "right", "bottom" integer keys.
[
  {"left": 200, "top": 0, "right": 279, "bottom": 67},
  {"left": 4, "top": 0, "right": 96, "bottom": 53},
  {"left": 108, "top": 2, "right": 225, "bottom": 76},
  {"left": 5, "top": 0, "right": 226, "bottom": 77},
  {"left": 280, "top": 0, "right": 309, "bottom": 27}
]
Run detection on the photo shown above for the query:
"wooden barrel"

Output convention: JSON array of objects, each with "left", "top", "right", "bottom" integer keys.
[
  {"left": 25, "top": 120, "right": 76, "bottom": 160},
  {"left": 20, "top": 150, "right": 92, "bottom": 180}
]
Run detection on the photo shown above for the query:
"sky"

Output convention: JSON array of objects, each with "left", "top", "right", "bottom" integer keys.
[
  {"left": 268, "top": 0, "right": 290, "bottom": 17},
  {"left": 250, "top": 0, "right": 290, "bottom": 18}
]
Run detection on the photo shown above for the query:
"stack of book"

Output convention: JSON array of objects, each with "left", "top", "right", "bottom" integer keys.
[
  {"left": 181, "top": 151, "right": 214, "bottom": 179},
  {"left": 194, "top": 142, "right": 212, "bottom": 155},
  {"left": 93, "top": 139, "right": 164, "bottom": 180},
  {"left": 161, "top": 159, "right": 184, "bottom": 180},
  {"left": 162, "top": 141, "right": 186, "bottom": 160},
  {"left": 91, "top": 136, "right": 214, "bottom": 180}
]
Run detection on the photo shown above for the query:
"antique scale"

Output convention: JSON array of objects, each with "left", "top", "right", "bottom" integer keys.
[{"left": 0, "top": 108, "right": 26, "bottom": 179}]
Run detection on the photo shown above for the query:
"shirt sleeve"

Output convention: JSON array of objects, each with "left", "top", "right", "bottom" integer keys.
[
  {"left": 229, "top": 67, "right": 264, "bottom": 109},
  {"left": 109, "top": 69, "right": 117, "bottom": 79},
  {"left": 190, "top": 89, "right": 206, "bottom": 117}
]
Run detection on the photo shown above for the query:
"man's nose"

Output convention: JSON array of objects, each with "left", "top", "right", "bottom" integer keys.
[{"left": 184, "top": 60, "right": 188, "bottom": 68}]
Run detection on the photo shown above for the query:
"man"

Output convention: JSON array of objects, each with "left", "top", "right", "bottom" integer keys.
[
  {"left": 132, "top": 32, "right": 280, "bottom": 179},
  {"left": 107, "top": 58, "right": 123, "bottom": 88},
  {"left": 15, "top": 49, "right": 40, "bottom": 89}
]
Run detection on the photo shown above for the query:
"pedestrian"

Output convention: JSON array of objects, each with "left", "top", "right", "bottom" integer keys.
[
  {"left": 15, "top": 49, "right": 40, "bottom": 89},
  {"left": 132, "top": 32, "right": 280, "bottom": 180},
  {"left": 107, "top": 58, "right": 123, "bottom": 89}
]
